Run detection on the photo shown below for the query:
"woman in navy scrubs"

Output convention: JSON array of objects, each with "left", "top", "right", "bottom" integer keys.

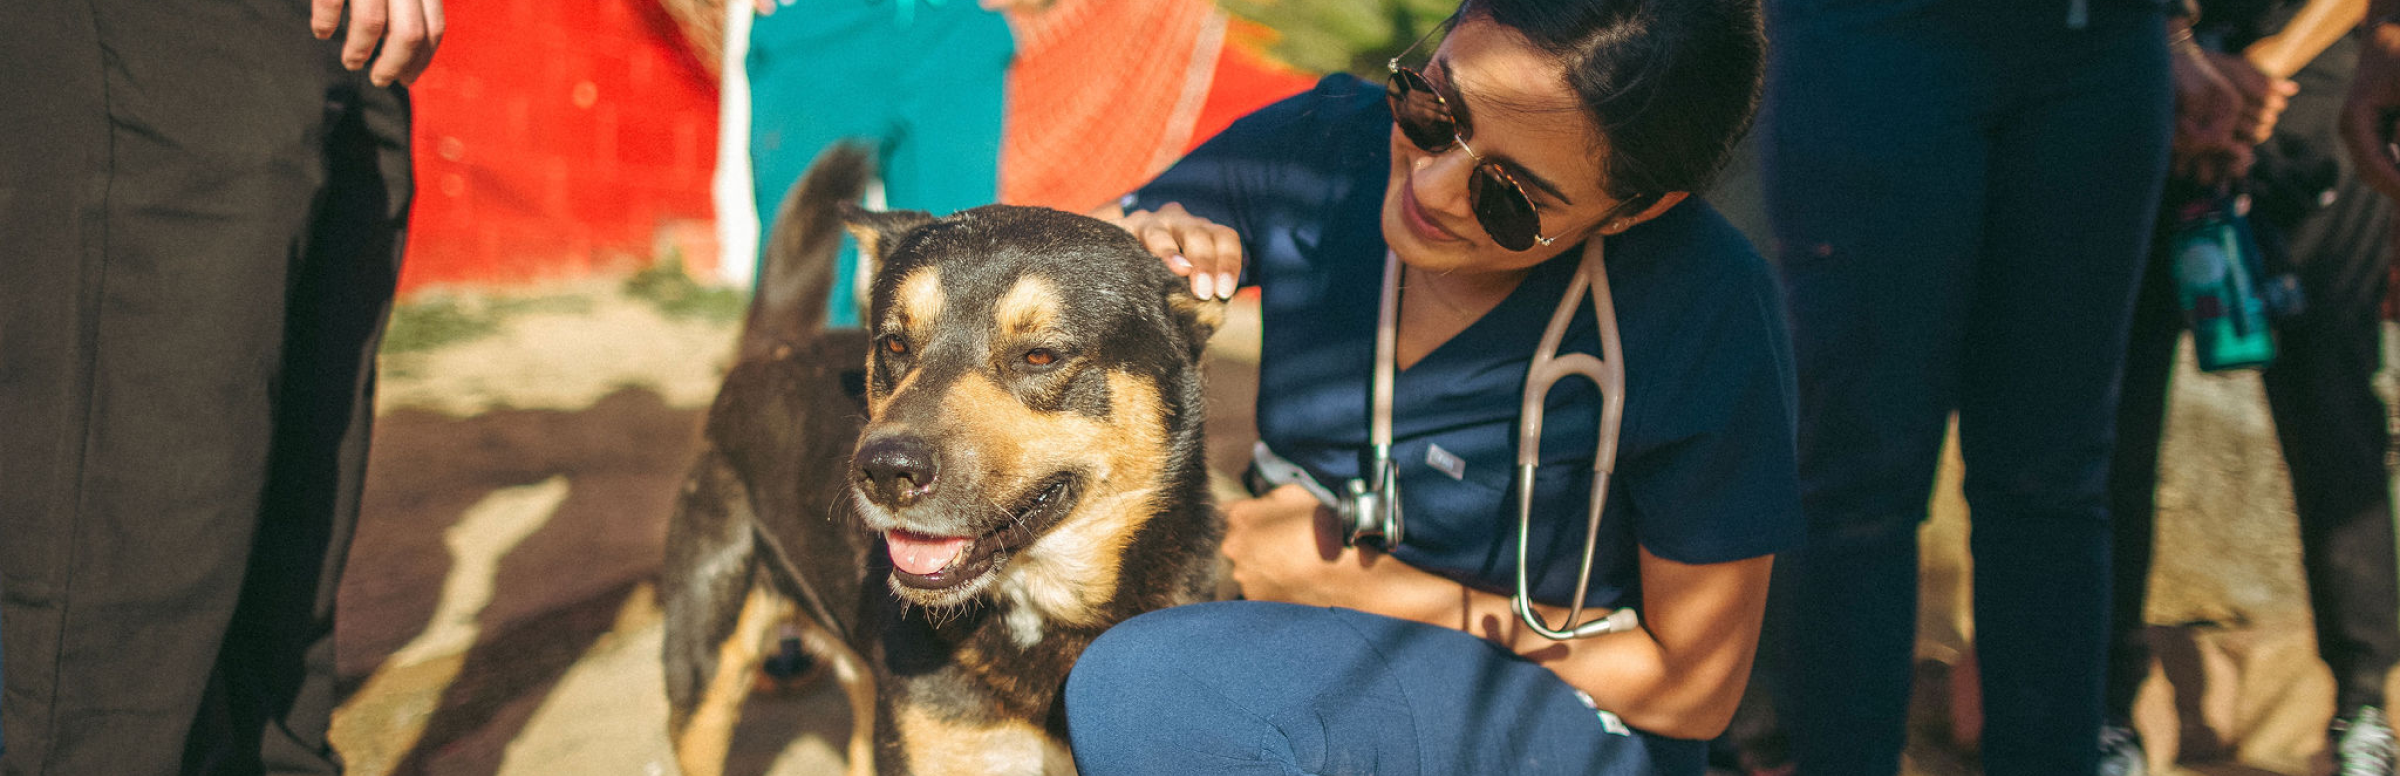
[{"left": 1063, "top": 1, "right": 1803, "bottom": 773}]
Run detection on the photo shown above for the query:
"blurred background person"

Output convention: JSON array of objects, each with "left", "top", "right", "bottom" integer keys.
[{"left": 2105, "top": 2, "right": 2398, "bottom": 774}]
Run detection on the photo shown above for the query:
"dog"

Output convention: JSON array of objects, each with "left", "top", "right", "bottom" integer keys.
[{"left": 662, "top": 143, "right": 1226, "bottom": 776}]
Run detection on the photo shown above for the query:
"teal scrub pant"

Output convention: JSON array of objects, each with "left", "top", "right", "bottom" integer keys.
[{"left": 746, "top": 0, "right": 1013, "bottom": 326}]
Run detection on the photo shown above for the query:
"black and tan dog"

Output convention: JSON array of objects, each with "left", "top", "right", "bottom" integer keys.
[{"left": 662, "top": 144, "right": 1225, "bottom": 776}]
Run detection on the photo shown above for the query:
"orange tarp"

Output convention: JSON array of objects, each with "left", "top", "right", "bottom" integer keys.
[{"left": 1000, "top": 0, "right": 1317, "bottom": 214}]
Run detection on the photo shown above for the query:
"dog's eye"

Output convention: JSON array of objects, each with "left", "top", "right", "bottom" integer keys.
[
  {"left": 883, "top": 337, "right": 909, "bottom": 356},
  {"left": 1023, "top": 348, "right": 1058, "bottom": 366}
]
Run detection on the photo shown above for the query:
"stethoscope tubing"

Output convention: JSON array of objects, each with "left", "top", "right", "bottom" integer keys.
[
  {"left": 1364, "top": 240, "right": 1636, "bottom": 640},
  {"left": 1509, "top": 238, "right": 1635, "bottom": 640}
]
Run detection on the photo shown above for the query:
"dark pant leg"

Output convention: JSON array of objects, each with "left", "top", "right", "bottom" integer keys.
[
  {"left": 2253, "top": 39, "right": 2400, "bottom": 712},
  {"left": 0, "top": 1, "right": 112, "bottom": 768},
  {"left": 2103, "top": 228, "right": 2182, "bottom": 722},
  {"left": 0, "top": 1, "right": 385, "bottom": 773},
  {"left": 1958, "top": 12, "right": 2170, "bottom": 774},
  {"left": 2263, "top": 246, "right": 2400, "bottom": 716},
  {"left": 185, "top": 78, "right": 411, "bottom": 776},
  {"left": 1763, "top": 5, "right": 1991, "bottom": 773}
]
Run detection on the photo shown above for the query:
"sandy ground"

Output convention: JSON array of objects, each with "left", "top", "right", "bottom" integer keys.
[{"left": 331, "top": 276, "right": 2392, "bottom": 775}]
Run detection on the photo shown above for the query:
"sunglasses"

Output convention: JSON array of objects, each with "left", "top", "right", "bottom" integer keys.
[{"left": 1385, "top": 25, "right": 1554, "bottom": 252}]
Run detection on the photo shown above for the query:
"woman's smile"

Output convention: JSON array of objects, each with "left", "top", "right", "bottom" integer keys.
[{"left": 1400, "top": 173, "right": 1467, "bottom": 243}]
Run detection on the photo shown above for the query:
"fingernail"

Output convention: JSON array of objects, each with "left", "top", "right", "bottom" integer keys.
[
  {"left": 1166, "top": 253, "right": 1191, "bottom": 272},
  {"left": 1194, "top": 272, "right": 1215, "bottom": 300},
  {"left": 1217, "top": 272, "right": 1236, "bottom": 300}
]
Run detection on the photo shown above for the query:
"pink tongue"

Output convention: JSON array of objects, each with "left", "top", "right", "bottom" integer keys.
[{"left": 887, "top": 531, "right": 970, "bottom": 576}]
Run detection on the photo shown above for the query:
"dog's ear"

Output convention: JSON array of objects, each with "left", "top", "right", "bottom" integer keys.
[
  {"left": 841, "top": 205, "right": 936, "bottom": 282},
  {"left": 1163, "top": 280, "right": 1226, "bottom": 363}
]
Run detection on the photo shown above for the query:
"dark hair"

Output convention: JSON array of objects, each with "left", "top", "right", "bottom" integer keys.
[{"left": 1460, "top": 0, "right": 1762, "bottom": 209}]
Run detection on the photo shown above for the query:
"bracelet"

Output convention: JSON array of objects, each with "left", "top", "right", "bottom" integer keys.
[{"left": 2168, "top": 25, "right": 2199, "bottom": 52}]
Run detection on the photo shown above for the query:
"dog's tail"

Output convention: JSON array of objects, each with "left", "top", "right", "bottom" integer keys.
[{"left": 741, "top": 142, "right": 874, "bottom": 362}]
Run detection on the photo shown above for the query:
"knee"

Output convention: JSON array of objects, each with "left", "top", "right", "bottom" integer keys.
[
  {"left": 1065, "top": 605, "right": 1238, "bottom": 734},
  {"left": 1065, "top": 604, "right": 1296, "bottom": 772}
]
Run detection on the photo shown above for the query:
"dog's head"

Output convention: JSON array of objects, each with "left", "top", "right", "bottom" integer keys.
[{"left": 842, "top": 204, "right": 1224, "bottom": 614}]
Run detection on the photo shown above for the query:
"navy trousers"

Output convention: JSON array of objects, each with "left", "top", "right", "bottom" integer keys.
[
  {"left": 1063, "top": 601, "right": 1703, "bottom": 775},
  {"left": 1762, "top": 1, "right": 2172, "bottom": 774}
]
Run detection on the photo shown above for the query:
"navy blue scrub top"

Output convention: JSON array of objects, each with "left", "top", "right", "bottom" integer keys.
[{"left": 1134, "top": 74, "right": 1804, "bottom": 611}]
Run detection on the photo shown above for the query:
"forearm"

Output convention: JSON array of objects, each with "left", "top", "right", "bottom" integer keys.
[
  {"left": 1326, "top": 552, "right": 1761, "bottom": 740},
  {"left": 2245, "top": 0, "right": 2366, "bottom": 78}
]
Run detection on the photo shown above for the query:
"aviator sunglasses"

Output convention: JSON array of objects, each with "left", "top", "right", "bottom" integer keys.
[{"left": 1385, "top": 23, "right": 1555, "bottom": 252}]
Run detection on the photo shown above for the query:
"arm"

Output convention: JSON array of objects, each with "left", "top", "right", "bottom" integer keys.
[
  {"left": 2192, "top": 0, "right": 2365, "bottom": 150},
  {"left": 310, "top": 0, "right": 444, "bottom": 86},
  {"left": 1222, "top": 484, "right": 1772, "bottom": 740},
  {"left": 2171, "top": 13, "right": 2255, "bottom": 183},
  {"left": 2246, "top": 0, "right": 2368, "bottom": 78}
]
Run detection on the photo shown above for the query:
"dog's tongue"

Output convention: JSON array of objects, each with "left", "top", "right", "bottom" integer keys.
[{"left": 887, "top": 531, "right": 969, "bottom": 576}]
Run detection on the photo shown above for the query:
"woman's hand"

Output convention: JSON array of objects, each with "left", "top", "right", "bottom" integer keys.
[
  {"left": 2170, "top": 30, "right": 2252, "bottom": 185},
  {"left": 1221, "top": 484, "right": 1359, "bottom": 606},
  {"left": 1092, "top": 202, "right": 1242, "bottom": 301},
  {"left": 312, "top": 0, "right": 444, "bottom": 87},
  {"left": 2206, "top": 50, "right": 2300, "bottom": 145}
]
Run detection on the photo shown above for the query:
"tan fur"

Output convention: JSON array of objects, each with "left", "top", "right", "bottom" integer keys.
[
  {"left": 893, "top": 707, "right": 1076, "bottom": 776},
  {"left": 673, "top": 586, "right": 788, "bottom": 776},
  {"left": 1169, "top": 292, "right": 1226, "bottom": 334},
  {"left": 800, "top": 623, "right": 880, "bottom": 776},
  {"left": 869, "top": 268, "right": 946, "bottom": 415},
  {"left": 942, "top": 371, "right": 1175, "bottom": 629},
  {"left": 990, "top": 276, "right": 1060, "bottom": 340},
  {"left": 845, "top": 222, "right": 898, "bottom": 266},
  {"left": 894, "top": 268, "right": 944, "bottom": 340}
]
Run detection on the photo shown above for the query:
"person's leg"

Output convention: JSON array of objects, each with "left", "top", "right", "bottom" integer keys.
[
  {"left": 1958, "top": 10, "right": 2170, "bottom": 775},
  {"left": 2254, "top": 38, "right": 2400, "bottom": 718},
  {"left": 746, "top": 1, "right": 1009, "bottom": 327},
  {"left": 2103, "top": 231, "right": 2181, "bottom": 725},
  {"left": 181, "top": 72, "right": 413, "bottom": 776},
  {"left": 1063, "top": 601, "right": 1701, "bottom": 776},
  {"left": 1762, "top": 5, "right": 1992, "bottom": 773},
  {"left": 884, "top": 3, "right": 1010, "bottom": 220},
  {"left": 0, "top": 0, "right": 103, "bottom": 766},
  {"left": 0, "top": 1, "right": 342, "bottom": 772}
]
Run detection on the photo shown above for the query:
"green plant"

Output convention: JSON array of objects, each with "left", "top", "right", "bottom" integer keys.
[
  {"left": 624, "top": 252, "right": 749, "bottom": 323},
  {"left": 381, "top": 295, "right": 502, "bottom": 354},
  {"left": 1219, "top": 0, "right": 1454, "bottom": 78}
]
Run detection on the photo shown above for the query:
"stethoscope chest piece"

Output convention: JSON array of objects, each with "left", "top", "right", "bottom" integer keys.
[{"left": 1339, "top": 451, "right": 1403, "bottom": 549}]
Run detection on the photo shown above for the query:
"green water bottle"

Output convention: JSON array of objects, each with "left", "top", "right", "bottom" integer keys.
[{"left": 2168, "top": 196, "right": 2276, "bottom": 371}]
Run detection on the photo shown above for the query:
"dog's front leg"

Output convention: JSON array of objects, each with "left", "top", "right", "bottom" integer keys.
[{"left": 671, "top": 584, "right": 788, "bottom": 776}]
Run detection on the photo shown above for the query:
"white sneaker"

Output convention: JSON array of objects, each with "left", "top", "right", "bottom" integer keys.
[{"left": 2332, "top": 706, "right": 2397, "bottom": 776}]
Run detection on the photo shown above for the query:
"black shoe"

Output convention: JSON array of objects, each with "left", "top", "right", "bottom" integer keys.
[
  {"left": 2098, "top": 722, "right": 2145, "bottom": 776},
  {"left": 2332, "top": 706, "right": 2397, "bottom": 776}
]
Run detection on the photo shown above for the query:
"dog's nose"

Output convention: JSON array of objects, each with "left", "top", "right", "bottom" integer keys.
[{"left": 855, "top": 434, "right": 939, "bottom": 507}]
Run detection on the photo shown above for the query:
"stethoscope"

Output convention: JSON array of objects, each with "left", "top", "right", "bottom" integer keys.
[{"left": 1248, "top": 237, "right": 1637, "bottom": 641}]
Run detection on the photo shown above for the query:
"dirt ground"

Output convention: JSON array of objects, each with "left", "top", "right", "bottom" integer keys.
[{"left": 329, "top": 275, "right": 2392, "bottom": 775}]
